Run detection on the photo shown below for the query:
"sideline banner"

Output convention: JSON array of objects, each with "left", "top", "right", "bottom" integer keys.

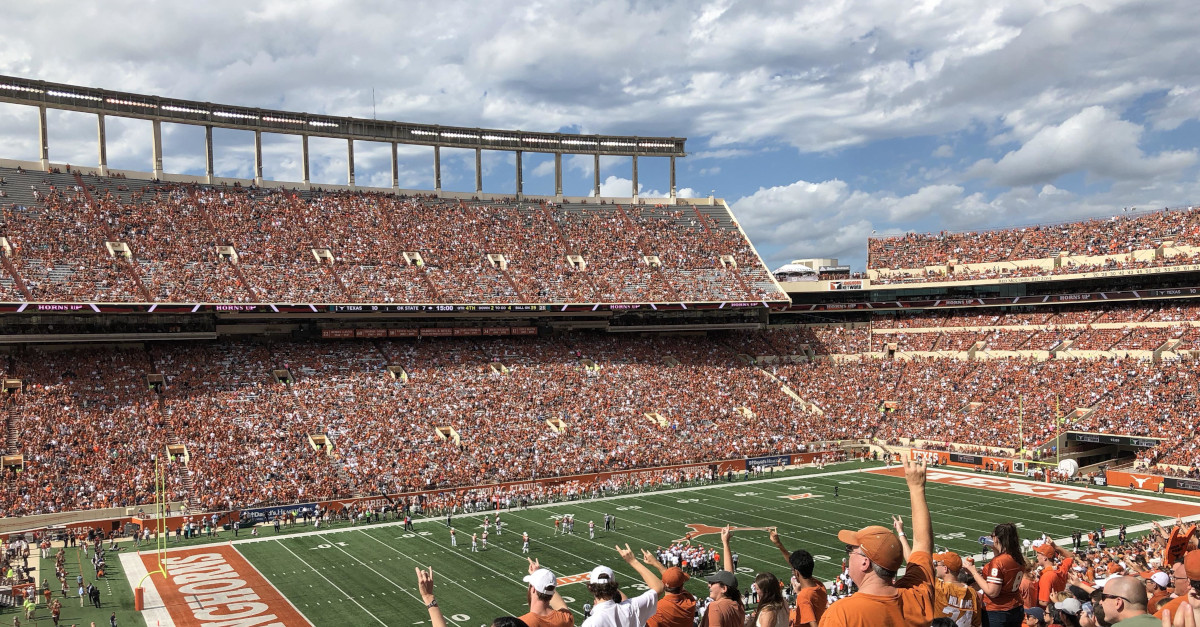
[
  {"left": 240, "top": 502, "right": 318, "bottom": 525},
  {"left": 748, "top": 454, "right": 790, "bottom": 468},
  {"left": 1098, "top": 469, "right": 1200, "bottom": 496}
]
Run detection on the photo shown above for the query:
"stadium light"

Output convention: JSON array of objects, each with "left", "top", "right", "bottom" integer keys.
[
  {"left": 47, "top": 90, "right": 103, "bottom": 102},
  {"left": 106, "top": 98, "right": 156, "bottom": 109},
  {"left": 0, "top": 83, "right": 43, "bottom": 94},
  {"left": 162, "top": 105, "right": 210, "bottom": 115},
  {"left": 213, "top": 110, "right": 259, "bottom": 120}
]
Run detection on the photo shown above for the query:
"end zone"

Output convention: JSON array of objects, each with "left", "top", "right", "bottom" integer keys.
[
  {"left": 122, "top": 545, "right": 311, "bottom": 627},
  {"left": 869, "top": 466, "right": 1200, "bottom": 517}
]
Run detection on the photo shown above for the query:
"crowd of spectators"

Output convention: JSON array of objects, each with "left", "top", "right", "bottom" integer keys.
[
  {"left": 0, "top": 170, "right": 782, "bottom": 304},
  {"left": 869, "top": 206, "right": 1200, "bottom": 271},
  {"left": 2, "top": 297, "right": 1200, "bottom": 516}
]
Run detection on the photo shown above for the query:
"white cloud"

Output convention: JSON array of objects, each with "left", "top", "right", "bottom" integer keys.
[
  {"left": 592, "top": 175, "right": 693, "bottom": 199},
  {"left": 1151, "top": 86, "right": 1200, "bottom": 131},
  {"left": 967, "top": 106, "right": 1197, "bottom": 187},
  {"left": 932, "top": 144, "right": 954, "bottom": 158},
  {"left": 732, "top": 171, "right": 1200, "bottom": 271}
]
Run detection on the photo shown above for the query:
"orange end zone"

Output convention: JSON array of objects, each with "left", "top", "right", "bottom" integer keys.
[
  {"left": 869, "top": 467, "right": 1200, "bottom": 517},
  {"left": 140, "top": 545, "right": 311, "bottom": 627}
]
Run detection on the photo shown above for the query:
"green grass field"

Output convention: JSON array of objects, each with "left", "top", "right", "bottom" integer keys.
[{"left": 214, "top": 464, "right": 1167, "bottom": 627}]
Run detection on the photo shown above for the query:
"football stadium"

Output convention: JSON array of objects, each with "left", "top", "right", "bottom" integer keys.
[{"left": 3, "top": 36, "right": 1200, "bottom": 627}]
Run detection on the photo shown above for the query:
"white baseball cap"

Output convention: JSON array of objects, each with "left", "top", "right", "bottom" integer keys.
[
  {"left": 523, "top": 568, "right": 557, "bottom": 594},
  {"left": 589, "top": 566, "right": 615, "bottom": 584},
  {"left": 1151, "top": 571, "right": 1171, "bottom": 588}
]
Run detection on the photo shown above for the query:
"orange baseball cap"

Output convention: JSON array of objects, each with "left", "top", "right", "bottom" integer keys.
[
  {"left": 1106, "top": 562, "right": 1122, "bottom": 575},
  {"left": 1186, "top": 550, "right": 1200, "bottom": 581},
  {"left": 933, "top": 551, "right": 963, "bottom": 574},
  {"left": 1035, "top": 543, "right": 1058, "bottom": 559},
  {"left": 839, "top": 525, "right": 903, "bottom": 572},
  {"left": 662, "top": 567, "right": 690, "bottom": 588}
]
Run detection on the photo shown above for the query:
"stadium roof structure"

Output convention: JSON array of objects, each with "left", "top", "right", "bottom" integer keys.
[{"left": 0, "top": 74, "right": 686, "bottom": 197}]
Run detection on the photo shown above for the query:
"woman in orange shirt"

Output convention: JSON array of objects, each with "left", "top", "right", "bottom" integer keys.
[{"left": 964, "top": 523, "right": 1026, "bottom": 627}]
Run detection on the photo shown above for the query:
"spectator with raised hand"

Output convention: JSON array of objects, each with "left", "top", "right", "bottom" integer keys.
[
  {"left": 819, "top": 456, "right": 934, "bottom": 627},
  {"left": 892, "top": 513, "right": 979, "bottom": 627},
  {"left": 416, "top": 566, "right": 448, "bottom": 627},
  {"left": 521, "top": 558, "right": 573, "bottom": 627},
  {"left": 416, "top": 566, "right": 529, "bottom": 627},
  {"left": 769, "top": 528, "right": 827, "bottom": 626},
  {"left": 700, "top": 527, "right": 745, "bottom": 627},
  {"left": 639, "top": 549, "right": 696, "bottom": 627},
  {"left": 1034, "top": 540, "right": 1075, "bottom": 612},
  {"left": 965, "top": 523, "right": 1027, "bottom": 627},
  {"left": 581, "top": 545, "right": 660, "bottom": 627}
]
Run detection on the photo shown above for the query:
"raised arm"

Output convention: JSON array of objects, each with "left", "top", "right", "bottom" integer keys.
[
  {"left": 892, "top": 515, "right": 912, "bottom": 561},
  {"left": 721, "top": 527, "right": 734, "bottom": 572},
  {"left": 769, "top": 528, "right": 792, "bottom": 565},
  {"left": 618, "top": 544, "right": 663, "bottom": 596},
  {"left": 903, "top": 457, "right": 932, "bottom": 554},
  {"left": 416, "top": 566, "right": 448, "bottom": 627},
  {"left": 641, "top": 550, "right": 667, "bottom": 575}
]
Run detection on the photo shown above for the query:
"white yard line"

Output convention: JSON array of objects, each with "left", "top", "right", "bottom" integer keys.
[
  {"left": 230, "top": 544, "right": 316, "bottom": 626},
  {"left": 274, "top": 538, "right": 389, "bottom": 626},
  {"left": 120, "top": 551, "right": 174, "bottom": 627}
]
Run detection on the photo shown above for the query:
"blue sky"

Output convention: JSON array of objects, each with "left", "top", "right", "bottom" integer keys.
[{"left": 2, "top": 0, "right": 1199, "bottom": 271}]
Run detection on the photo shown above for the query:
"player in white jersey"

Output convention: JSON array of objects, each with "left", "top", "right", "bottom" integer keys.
[{"left": 522, "top": 532, "right": 530, "bottom": 554}]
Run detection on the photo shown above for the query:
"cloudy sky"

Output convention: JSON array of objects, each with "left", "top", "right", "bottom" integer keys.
[{"left": 2, "top": 0, "right": 1198, "bottom": 271}]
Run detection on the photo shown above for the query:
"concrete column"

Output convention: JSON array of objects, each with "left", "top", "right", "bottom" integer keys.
[
  {"left": 594, "top": 153, "right": 601, "bottom": 198},
  {"left": 346, "top": 138, "right": 355, "bottom": 188},
  {"left": 669, "top": 156, "right": 676, "bottom": 199},
  {"left": 151, "top": 119, "right": 164, "bottom": 180},
  {"left": 391, "top": 142, "right": 399, "bottom": 192},
  {"left": 301, "top": 135, "right": 310, "bottom": 188},
  {"left": 474, "top": 148, "right": 482, "bottom": 194},
  {"left": 205, "top": 126, "right": 214, "bottom": 184},
  {"left": 515, "top": 150, "right": 523, "bottom": 198},
  {"left": 96, "top": 114, "right": 108, "bottom": 176},
  {"left": 253, "top": 130, "right": 263, "bottom": 186},
  {"left": 433, "top": 145, "right": 442, "bottom": 193},
  {"left": 554, "top": 153, "right": 563, "bottom": 198},
  {"left": 631, "top": 155, "right": 639, "bottom": 200},
  {"left": 37, "top": 105, "right": 49, "bottom": 171}
]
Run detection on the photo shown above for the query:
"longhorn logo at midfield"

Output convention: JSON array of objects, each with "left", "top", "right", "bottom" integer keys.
[{"left": 675, "top": 524, "right": 771, "bottom": 543}]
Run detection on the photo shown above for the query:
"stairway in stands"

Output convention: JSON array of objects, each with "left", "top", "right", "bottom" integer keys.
[
  {"left": 4, "top": 397, "right": 20, "bottom": 454},
  {"left": 146, "top": 348, "right": 199, "bottom": 511}
]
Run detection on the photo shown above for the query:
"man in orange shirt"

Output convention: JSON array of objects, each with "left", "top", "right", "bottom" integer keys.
[
  {"left": 819, "top": 457, "right": 934, "bottom": 627},
  {"left": 521, "top": 559, "right": 574, "bottom": 627},
  {"left": 930, "top": 552, "right": 980, "bottom": 627},
  {"left": 768, "top": 529, "right": 826, "bottom": 627},
  {"left": 1033, "top": 541, "right": 1073, "bottom": 612},
  {"left": 639, "top": 552, "right": 696, "bottom": 627}
]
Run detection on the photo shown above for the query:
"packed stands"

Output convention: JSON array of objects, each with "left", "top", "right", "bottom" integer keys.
[
  {"left": 0, "top": 167, "right": 784, "bottom": 304},
  {"left": 868, "top": 206, "right": 1200, "bottom": 284},
  {"left": 3, "top": 296, "right": 1200, "bottom": 517}
]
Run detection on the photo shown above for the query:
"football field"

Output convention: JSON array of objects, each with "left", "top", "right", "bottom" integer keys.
[{"left": 125, "top": 463, "right": 1198, "bottom": 627}]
